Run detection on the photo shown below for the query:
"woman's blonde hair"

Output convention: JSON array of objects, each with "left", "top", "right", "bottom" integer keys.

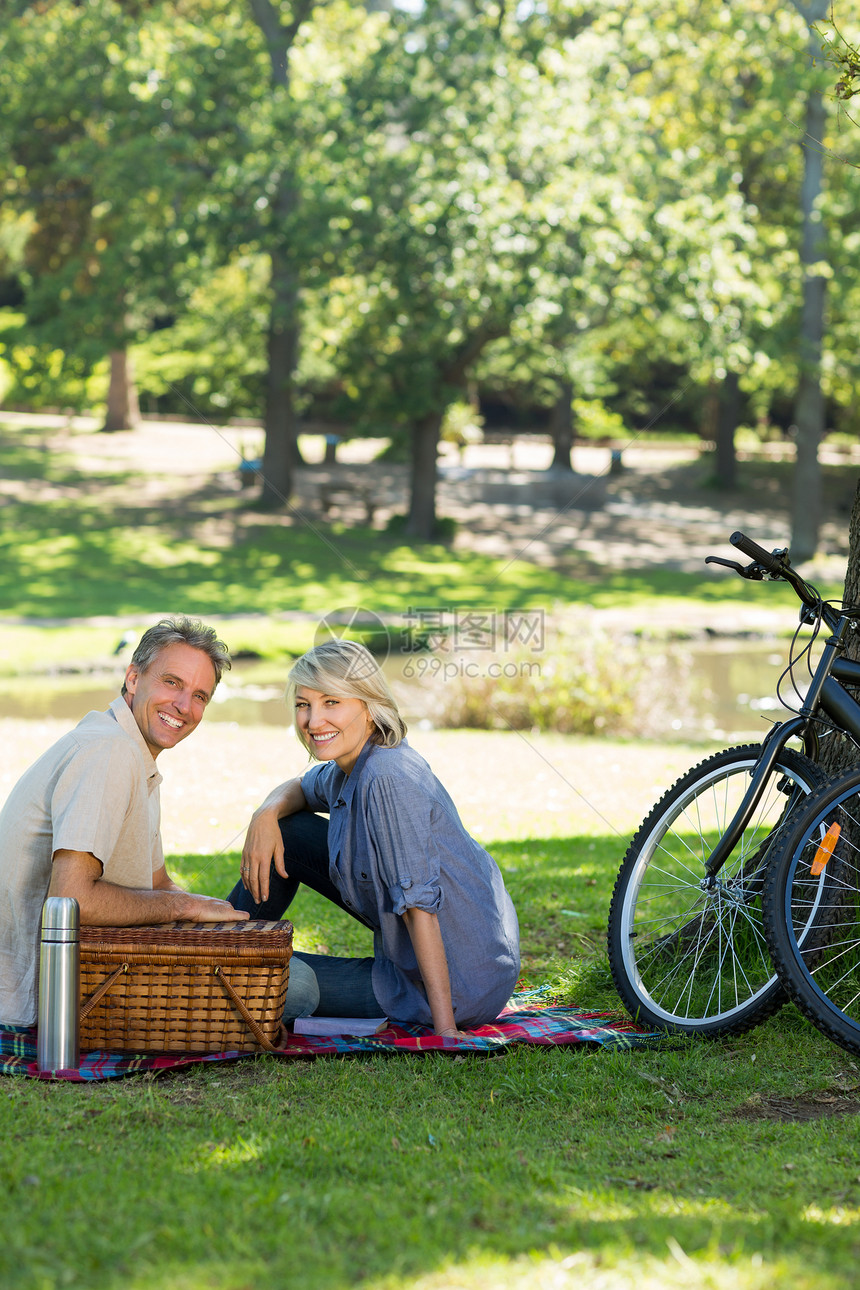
[{"left": 287, "top": 639, "right": 406, "bottom": 757}]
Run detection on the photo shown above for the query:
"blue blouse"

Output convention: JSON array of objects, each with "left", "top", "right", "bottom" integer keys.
[{"left": 300, "top": 740, "right": 520, "bottom": 1027}]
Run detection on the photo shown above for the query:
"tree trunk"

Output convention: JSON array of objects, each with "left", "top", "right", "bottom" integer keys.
[
  {"left": 259, "top": 246, "right": 300, "bottom": 507},
  {"left": 102, "top": 349, "right": 139, "bottom": 433},
  {"left": 248, "top": 0, "right": 315, "bottom": 508},
  {"left": 406, "top": 411, "right": 442, "bottom": 540},
  {"left": 549, "top": 380, "right": 574, "bottom": 472},
  {"left": 818, "top": 478, "right": 860, "bottom": 779},
  {"left": 713, "top": 369, "right": 740, "bottom": 490},
  {"left": 790, "top": 1, "right": 830, "bottom": 561},
  {"left": 402, "top": 320, "right": 506, "bottom": 540}
]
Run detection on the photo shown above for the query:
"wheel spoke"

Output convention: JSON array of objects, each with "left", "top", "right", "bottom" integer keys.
[
  {"left": 764, "top": 774, "right": 860, "bottom": 1056},
  {"left": 609, "top": 746, "right": 822, "bottom": 1034}
]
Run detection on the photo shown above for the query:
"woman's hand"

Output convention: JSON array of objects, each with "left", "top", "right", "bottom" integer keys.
[
  {"left": 239, "top": 778, "right": 308, "bottom": 902},
  {"left": 437, "top": 1026, "right": 471, "bottom": 1040},
  {"left": 402, "top": 907, "right": 464, "bottom": 1037},
  {"left": 240, "top": 806, "right": 285, "bottom": 904}
]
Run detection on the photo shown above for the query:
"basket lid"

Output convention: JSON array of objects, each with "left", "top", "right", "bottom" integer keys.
[{"left": 80, "top": 919, "right": 293, "bottom": 953}]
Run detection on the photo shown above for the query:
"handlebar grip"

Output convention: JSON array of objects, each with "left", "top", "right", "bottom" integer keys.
[{"left": 730, "top": 531, "right": 783, "bottom": 573}]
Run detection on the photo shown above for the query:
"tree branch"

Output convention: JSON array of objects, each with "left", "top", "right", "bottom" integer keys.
[{"left": 247, "top": 0, "right": 317, "bottom": 85}]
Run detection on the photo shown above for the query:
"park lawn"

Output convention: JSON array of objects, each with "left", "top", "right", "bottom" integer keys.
[
  {"left": 0, "top": 488, "right": 829, "bottom": 627},
  {"left": 3, "top": 834, "right": 860, "bottom": 1290},
  {"left": 0, "top": 413, "right": 847, "bottom": 648}
]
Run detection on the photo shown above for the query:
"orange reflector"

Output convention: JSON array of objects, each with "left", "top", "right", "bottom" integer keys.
[{"left": 810, "top": 822, "right": 841, "bottom": 876}]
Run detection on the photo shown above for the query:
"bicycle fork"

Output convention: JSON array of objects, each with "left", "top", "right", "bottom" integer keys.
[{"left": 701, "top": 717, "right": 809, "bottom": 887}]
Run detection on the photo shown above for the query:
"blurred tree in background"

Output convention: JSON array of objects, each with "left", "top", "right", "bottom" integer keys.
[
  {"left": 0, "top": 0, "right": 255, "bottom": 428},
  {"left": 0, "top": 0, "right": 857, "bottom": 545}
]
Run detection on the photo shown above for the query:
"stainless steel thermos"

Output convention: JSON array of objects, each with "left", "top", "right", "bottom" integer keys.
[{"left": 36, "top": 896, "right": 80, "bottom": 1071}]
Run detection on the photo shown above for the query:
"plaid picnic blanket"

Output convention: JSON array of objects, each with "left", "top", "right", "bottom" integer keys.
[{"left": 0, "top": 998, "right": 656, "bottom": 1082}]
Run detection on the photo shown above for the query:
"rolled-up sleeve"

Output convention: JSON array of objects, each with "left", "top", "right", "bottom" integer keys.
[{"left": 366, "top": 776, "right": 442, "bottom": 915}]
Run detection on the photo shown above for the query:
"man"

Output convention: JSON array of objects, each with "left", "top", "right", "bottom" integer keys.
[{"left": 0, "top": 616, "right": 248, "bottom": 1027}]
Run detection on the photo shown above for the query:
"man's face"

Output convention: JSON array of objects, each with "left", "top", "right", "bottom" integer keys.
[{"left": 124, "top": 642, "right": 217, "bottom": 759}]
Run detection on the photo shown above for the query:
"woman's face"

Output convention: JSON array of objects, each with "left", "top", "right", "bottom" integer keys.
[{"left": 294, "top": 686, "right": 375, "bottom": 774}]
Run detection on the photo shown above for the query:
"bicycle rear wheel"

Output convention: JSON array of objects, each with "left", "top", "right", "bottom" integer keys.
[
  {"left": 608, "top": 744, "right": 825, "bottom": 1036},
  {"left": 764, "top": 768, "right": 860, "bottom": 1056}
]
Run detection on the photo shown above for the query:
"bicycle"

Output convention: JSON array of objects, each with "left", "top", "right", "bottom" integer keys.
[
  {"left": 607, "top": 530, "right": 860, "bottom": 1036},
  {"left": 764, "top": 764, "right": 860, "bottom": 1056}
]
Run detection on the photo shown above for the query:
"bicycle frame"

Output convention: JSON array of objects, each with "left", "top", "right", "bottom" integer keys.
[{"left": 703, "top": 615, "right": 860, "bottom": 883}]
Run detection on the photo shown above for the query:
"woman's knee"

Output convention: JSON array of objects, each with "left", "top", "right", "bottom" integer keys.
[{"left": 281, "top": 955, "right": 320, "bottom": 1022}]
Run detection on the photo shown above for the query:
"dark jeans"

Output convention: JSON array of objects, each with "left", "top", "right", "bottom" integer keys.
[{"left": 227, "top": 811, "right": 382, "bottom": 1018}]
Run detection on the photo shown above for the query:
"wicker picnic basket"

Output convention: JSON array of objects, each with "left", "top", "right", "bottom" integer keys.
[{"left": 79, "top": 919, "right": 293, "bottom": 1054}]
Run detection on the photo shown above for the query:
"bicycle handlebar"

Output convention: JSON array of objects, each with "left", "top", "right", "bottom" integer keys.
[
  {"left": 722, "top": 531, "right": 832, "bottom": 622},
  {"left": 729, "top": 531, "right": 783, "bottom": 573}
]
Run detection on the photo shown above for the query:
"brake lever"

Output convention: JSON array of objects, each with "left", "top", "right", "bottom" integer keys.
[{"left": 705, "top": 556, "right": 765, "bottom": 581}]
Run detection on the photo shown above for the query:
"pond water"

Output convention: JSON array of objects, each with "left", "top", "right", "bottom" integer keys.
[
  {"left": 667, "top": 639, "right": 791, "bottom": 741},
  {"left": 0, "top": 639, "right": 799, "bottom": 742}
]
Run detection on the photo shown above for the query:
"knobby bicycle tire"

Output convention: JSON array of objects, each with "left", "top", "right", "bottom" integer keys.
[
  {"left": 764, "top": 767, "right": 860, "bottom": 1056},
  {"left": 608, "top": 744, "right": 826, "bottom": 1036}
]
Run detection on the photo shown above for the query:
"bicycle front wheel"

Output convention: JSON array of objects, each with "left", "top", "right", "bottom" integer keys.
[
  {"left": 608, "top": 744, "right": 825, "bottom": 1036},
  {"left": 764, "top": 768, "right": 860, "bottom": 1056}
]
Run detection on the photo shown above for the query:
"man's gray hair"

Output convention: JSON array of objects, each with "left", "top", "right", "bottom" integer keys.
[{"left": 122, "top": 617, "right": 231, "bottom": 694}]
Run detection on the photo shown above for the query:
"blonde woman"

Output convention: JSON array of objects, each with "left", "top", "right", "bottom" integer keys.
[{"left": 228, "top": 639, "right": 520, "bottom": 1037}]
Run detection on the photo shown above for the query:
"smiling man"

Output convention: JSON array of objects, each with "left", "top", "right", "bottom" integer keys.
[{"left": 0, "top": 617, "right": 247, "bottom": 1027}]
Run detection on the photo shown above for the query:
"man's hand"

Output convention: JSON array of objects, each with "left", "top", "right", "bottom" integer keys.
[
  {"left": 171, "top": 892, "right": 249, "bottom": 922},
  {"left": 50, "top": 850, "right": 248, "bottom": 925},
  {"left": 152, "top": 866, "right": 248, "bottom": 921}
]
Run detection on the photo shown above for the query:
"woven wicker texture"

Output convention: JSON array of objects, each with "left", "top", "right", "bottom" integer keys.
[{"left": 79, "top": 920, "right": 293, "bottom": 1054}]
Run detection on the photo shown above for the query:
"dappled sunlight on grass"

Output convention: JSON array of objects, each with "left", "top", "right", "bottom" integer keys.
[
  {"left": 187, "top": 1137, "right": 265, "bottom": 1172},
  {"left": 381, "top": 1241, "right": 834, "bottom": 1290},
  {"left": 0, "top": 499, "right": 577, "bottom": 617},
  {"left": 5, "top": 972, "right": 860, "bottom": 1290},
  {"left": 0, "top": 418, "right": 845, "bottom": 621}
]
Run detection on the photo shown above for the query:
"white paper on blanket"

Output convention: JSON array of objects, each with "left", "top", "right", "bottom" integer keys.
[{"left": 293, "top": 1016, "right": 388, "bottom": 1037}]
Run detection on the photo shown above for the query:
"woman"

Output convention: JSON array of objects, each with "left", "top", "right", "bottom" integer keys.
[{"left": 229, "top": 639, "right": 520, "bottom": 1036}]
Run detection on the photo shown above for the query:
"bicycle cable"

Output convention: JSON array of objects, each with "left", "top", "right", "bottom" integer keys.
[
  {"left": 772, "top": 590, "right": 860, "bottom": 749},
  {"left": 776, "top": 598, "right": 823, "bottom": 714}
]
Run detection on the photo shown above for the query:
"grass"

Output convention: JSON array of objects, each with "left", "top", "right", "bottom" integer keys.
[
  {"left": 1, "top": 486, "right": 830, "bottom": 625},
  {"left": 0, "top": 418, "right": 847, "bottom": 642},
  {"left": 5, "top": 1034, "right": 860, "bottom": 1290},
  {"left": 4, "top": 832, "right": 860, "bottom": 1290},
  {"left": 3, "top": 415, "right": 860, "bottom": 1286}
]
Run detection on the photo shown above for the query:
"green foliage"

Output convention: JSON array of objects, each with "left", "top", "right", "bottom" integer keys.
[
  {"left": 0, "top": 338, "right": 103, "bottom": 412},
  {"left": 440, "top": 401, "right": 484, "bottom": 449},
  {"left": 572, "top": 399, "right": 627, "bottom": 442},
  {"left": 0, "top": 0, "right": 255, "bottom": 362},
  {"left": 413, "top": 618, "right": 675, "bottom": 737},
  {"left": 132, "top": 258, "right": 269, "bottom": 419},
  {"left": 2, "top": 0, "right": 860, "bottom": 461}
]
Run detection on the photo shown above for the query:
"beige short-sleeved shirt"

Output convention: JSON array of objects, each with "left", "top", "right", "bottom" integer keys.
[{"left": 0, "top": 696, "right": 163, "bottom": 1025}]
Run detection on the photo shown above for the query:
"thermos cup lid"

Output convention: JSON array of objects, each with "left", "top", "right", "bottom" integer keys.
[{"left": 40, "top": 896, "right": 80, "bottom": 936}]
